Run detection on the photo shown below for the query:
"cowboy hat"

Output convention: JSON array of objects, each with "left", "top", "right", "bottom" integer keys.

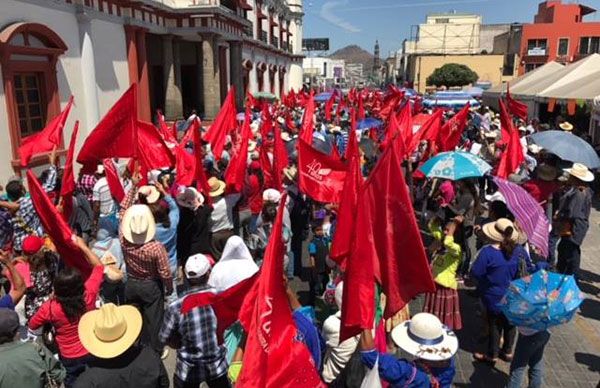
[
  {"left": 138, "top": 185, "right": 160, "bottom": 204},
  {"left": 79, "top": 303, "right": 142, "bottom": 359},
  {"left": 176, "top": 187, "right": 204, "bottom": 209},
  {"left": 208, "top": 177, "right": 226, "bottom": 197},
  {"left": 281, "top": 132, "right": 292, "bottom": 142},
  {"left": 536, "top": 164, "right": 557, "bottom": 182},
  {"left": 482, "top": 218, "right": 518, "bottom": 243},
  {"left": 563, "top": 163, "right": 594, "bottom": 182},
  {"left": 121, "top": 205, "right": 156, "bottom": 244},
  {"left": 559, "top": 122, "right": 574, "bottom": 131},
  {"left": 263, "top": 188, "right": 281, "bottom": 203},
  {"left": 391, "top": 313, "right": 458, "bottom": 361},
  {"left": 492, "top": 118, "right": 501, "bottom": 127}
]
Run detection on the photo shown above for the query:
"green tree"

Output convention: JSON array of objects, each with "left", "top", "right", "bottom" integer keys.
[{"left": 426, "top": 63, "right": 479, "bottom": 88}]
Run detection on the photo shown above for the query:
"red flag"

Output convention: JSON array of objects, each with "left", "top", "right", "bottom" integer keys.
[
  {"left": 136, "top": 120, "right": 176, "bottom": 171},
  {"left": 324, "top": 93, "right": 335, "bottom": 122},
  {"left": 59, "top": 121, "right": 79, "bottom": 221},
  {"left": 26, "top": 170, "right": 91, "bottom": 278},
  {"left": 506, "top": 84, "right": 528, "bottom": 122},
  {"left": 300, "top": 94, "right": 315, "bottom": 143},
  {"left": 297, "top": 140, "right": 347, "bottom": 203},
  {"left": 335, "top": 96, "right": 346, "bottom": 120},
  {"left": 497, "top": 99, "right": 525, "bottom": 178},
  {"left": 246, "top": 92, "right": 258, "bottom": 110},
  {"left": 439, "top": 103, "right": 470, "bottom": 152},
  {"left": 345, "top": 110, "right": 359, "bottom": 160},
  {"left": 341, "top": 136, "right": 435, "bottom": 341},
  {"left": 238, "top": 194, "right": 325, "bottom": 387},
  {"left": 498, "top": 98, "right": 512, "bottom": 145},
  {"left": 181, "top": 274, "right": 258, "bottom": 342},
  {"left": 103, "top": 159, "right": 126, "bottom": 203},
  {"left": 413, "top": 95, "right": 423, "bottom": 115},
  {"left": 156, "top": 110, "right": 178, "bottom": 148},
  {"left": 272, "top": 125, "right": 288, "bottom": 190},
  {"left": 330, "top": 140, "right": 362, "bottom": 266},
  {"left": 397, "top": 102, "right": 414, "bottom": 157},
  {"left": 379, "top": 88, "right": 404, "bottom": 121},
  {"left": 382, "top": 110, "right": 406, "bottom": 158},
  {"left": 225, "top": 109, "right": 252, "bottom": 192},
  {"left": 407, "top": 110, "right": 443, "bottom": 157},
  {"left": 19, "top": 96, "right": 74, "bottom": 167},
  {"left": 78, "top": 85, "right": 137, "bottom": 163},
  {"left": 193, "top": 122, "right": 213, "bottom": 206},
  {"left": 204, "top": 87, "right": 237, "bottom": 161},
  {"left": 175, "top": 119, "right": 201, "bottom": 187},
  {"left": 357, "top": 92, "right": 366, "bottom": 120}
]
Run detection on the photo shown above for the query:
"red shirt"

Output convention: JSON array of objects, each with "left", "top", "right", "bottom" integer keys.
[
  {"left": 522, "top": 179, "right": 559, "bottom": 205},
  {"left": 247, "top": 174, "right": 264, "bottom": 215},
  {"left": 29, "top": 265, "right": 104, "bottom": 359}
]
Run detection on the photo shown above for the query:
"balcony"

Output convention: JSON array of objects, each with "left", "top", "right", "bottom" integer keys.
[
  {"left": 259, "top": 30, "right": 268, "bottom": 43},
  {"left": 243, "top": 25, "right": 253, "bottom": 37},
  {"left": 281, "top": 41, "right": 288, "bottom": 51},
  {"left": 271, "top": 36, "right": 279, "bottom": 48}
]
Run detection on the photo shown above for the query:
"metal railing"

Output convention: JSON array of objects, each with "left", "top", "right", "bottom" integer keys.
[
  {"left": 260, "top": 30, "right": 268, "bottom": 43},
  {"left": 271, "top": 36, "right": 279, "bottom": 48}
]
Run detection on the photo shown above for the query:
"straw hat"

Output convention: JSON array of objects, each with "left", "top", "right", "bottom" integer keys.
[
  {"left": 263, "top": 188, "right": 281, "bottom": 203},
  {"left": 390, "top": 313, "right": 458, "bottom": 361},
  {"left": 559, "top": 122, "right": 573, "bottom": 131},
  {"left": 78, "top": 303, "right": 142, "bottom": 359},
  {"left": 536, "top": 164, "right": 558, "bottom": 182},
  {"left": 138, "top": 185, "right": 160, "bottom": 204},
  {"left": 563, "top": 163, "right": 594, "bottom": 182},
  {"left": 208, "top": 177, "right": 226, "bottom": 197},
  {"left": 281, "top": 132, "right": 292, "bottom": 142},
  {"left": 121, "top": 205, "right": 156, "bottom": 244},
  {"left": 492, "top": 118, "right": 501, "bottom": 127},
  {"left": 482, "top": 218, "right": 518, "bottom": 243},
  {"left": 176, "top": 187, "right": 204, "bottom": 209}
]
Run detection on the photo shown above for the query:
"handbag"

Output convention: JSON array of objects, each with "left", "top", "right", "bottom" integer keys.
[
  {"left": 360, "top": 355, "right": 383, "bottom": 388},
  {"left": 41, "top": 304, "right": 58, "bottom": 355}
]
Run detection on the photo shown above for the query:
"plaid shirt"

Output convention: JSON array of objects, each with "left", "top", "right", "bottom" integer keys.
[
  {"left": 77, "top": 174, "right": 97, "bottom": 203},
  {"left": 0, "top": 209, "right": 13, "bottom": 248},
  {"left": 159, "top": 287, "right": 228, "bottom": 382},
  {"left": 12, "top": 167, "right": 57, "bottom": 252}
]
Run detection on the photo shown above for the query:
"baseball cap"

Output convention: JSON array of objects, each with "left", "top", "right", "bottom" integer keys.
[
  {"left": 185, "top": 254, "right": 211, "bottom": 279},
  {"left": 0, "top": 309, "right": 19, "bottom": 337},
  {"left": 22, "top": 235, "right": 44, "bottom": 255}
]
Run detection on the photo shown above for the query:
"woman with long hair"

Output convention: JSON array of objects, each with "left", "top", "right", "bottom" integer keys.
[
  {"left": 29, "top": 236, "right": 103, "bottom": 388},
  {"left": 470, "top": 218, "right": 524, "bottom": 364}
]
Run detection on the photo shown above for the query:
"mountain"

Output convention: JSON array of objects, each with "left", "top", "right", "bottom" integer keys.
[{"left": 329, "top": 45, "right": 375, "bottom": 74}]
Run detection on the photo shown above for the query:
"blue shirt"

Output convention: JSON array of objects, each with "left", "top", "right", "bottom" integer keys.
[
  {"left": 293, "top": 307, "right": 323, "bottom": 370},
  {"left": 0, "top": 295, "right": 14, "bottom": 309},
  {"left": 470, "top": 245, "right": 520, "bottom": 314},
  {"left": 361, "top": 350, "right": 455, "bottom": 387},
  {"left": 154, "top": 196, "right": 180, "bottom": 270}
]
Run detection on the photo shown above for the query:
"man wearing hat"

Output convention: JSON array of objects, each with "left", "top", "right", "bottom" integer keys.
[
  {"left": 0, "top": 309, "right": 66, "bottom": 387},
  {"left": 555, "top": 163, "right": 594, "bottom": 277},
  {"left": 159, "top": 254, "right": 230, "bottom": 388},
  {"left": 75, "top": 303, "right": 169, "bottom": 387},
  {"left": 208, "top": 177, "right": 241, "bottom": 259}
]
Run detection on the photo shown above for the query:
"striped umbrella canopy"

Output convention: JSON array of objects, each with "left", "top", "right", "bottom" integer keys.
[
  {"left": 419, "top": 151, "right": 492, "bottom": 180},
  {"left": 493, "top": 177, "right": 549, "bottom": 257}
]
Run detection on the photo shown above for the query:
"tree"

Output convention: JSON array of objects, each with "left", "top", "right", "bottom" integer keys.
[{"left": 426, "top": 63, "right": 479, "bottom": 88}]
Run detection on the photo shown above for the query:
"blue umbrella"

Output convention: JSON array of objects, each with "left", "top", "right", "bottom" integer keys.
[
  {"left": 357, "top": 117, "right": 383, "bottom": 130},
  {"left": 499, "top": 270, "right": 584, "bottom": 330},
  {"left": 464, "top": 86, "right": 484, "bottom": 97},
  {"left": 314, "top": 92, "right": 333, "bottom": 103},
  {"left": 530, "top": 130, "right": 600, "bottom": 169},
  {"left": 418, "top": 151, "right": 492, "bottom": 180}
]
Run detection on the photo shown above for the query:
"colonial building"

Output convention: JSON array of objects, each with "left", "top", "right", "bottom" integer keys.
[{"left": 0, "top": 0, "right": 303, "bottom": 179}]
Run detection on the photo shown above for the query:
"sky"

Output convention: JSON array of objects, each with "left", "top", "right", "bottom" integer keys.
[{"left": 303, "top": 0, "right": 600, "bottom": 56}]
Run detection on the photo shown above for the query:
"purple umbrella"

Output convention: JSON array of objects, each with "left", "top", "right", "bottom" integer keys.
[{"left": 493, "top": 177, "right": 549, "bottom": 257}]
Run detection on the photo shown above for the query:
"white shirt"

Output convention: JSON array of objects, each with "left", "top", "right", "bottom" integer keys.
[
  {"left": 92, "top": 177, "right": 116, "bottom": 217},
  {"left": 321, "top": 312, "right": 360, "bottom": 383},
  {"left": 210, "top": 193, "right": 241, "bottom": 232}
]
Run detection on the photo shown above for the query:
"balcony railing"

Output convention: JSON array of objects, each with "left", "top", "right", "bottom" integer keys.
[
  {"left": 281, "top": 41, "right": 288, "bottom": 51},
  {"left": 260, "top": 30, "right": 268, "bottom": 43},
  {"left": 271, "top": 36, "right": 279, "bottom": 48},
  {"left": 243, "top": 25, "right": 253, "bottom": 37}
]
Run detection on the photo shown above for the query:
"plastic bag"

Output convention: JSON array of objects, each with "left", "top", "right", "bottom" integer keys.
[{"left": 360, "top": 356, "right": 382, "bottom": 388}]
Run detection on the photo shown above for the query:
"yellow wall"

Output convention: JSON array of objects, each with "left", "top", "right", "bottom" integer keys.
[{"left": 409, "top": 54, "right": 512, "bottom": 93}]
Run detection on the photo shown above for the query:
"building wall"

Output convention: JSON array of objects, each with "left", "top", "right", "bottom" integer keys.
[
  {"left": 480, "top": 24, "right": 511, "bottom": 53},
  {"left": 408, "top": 54, "right": 507, "bottom": 93},
  {"left": 405, "top": 14, "right": 481, "bottom": 55}
]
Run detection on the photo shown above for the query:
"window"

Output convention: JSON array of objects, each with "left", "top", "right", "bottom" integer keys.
[
  {"left": 525, "top": 63, "right": 542, "bottom": 73},
  {"left": 557, "top": 38, "right": 569, "bottom": 56},
  {"left": 14, "top": 73, "right": 46, "bottom": 137},
  {"left": 527, "top": 39, "right": 547, "bottom": 51},
  {"left": 435, "top": 18, "right": 449, "bottom": 24},
  {"left": 579, "top": 36, "right": 600, "bottom": 54}
]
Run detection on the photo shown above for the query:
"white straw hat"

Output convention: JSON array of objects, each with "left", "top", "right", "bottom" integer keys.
[
  {"left": 138, "top": 185, "right": 161, "bottom": 204},
  {"left": 121, "top": 205, "right": 156, "bottom": 244},
  {"left": 391, "top": 313, "right": 458, "bottom": 361},
  {"left": 482, "top": 218, "right": 518, "bottom": 243},
  {"left": 563, "top": 163, "right": 594, "bottom": 182}
]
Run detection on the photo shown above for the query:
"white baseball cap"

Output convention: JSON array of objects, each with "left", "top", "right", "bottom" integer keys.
[{"left": 185, "top": 254, "right": 211, "bottom": 279}]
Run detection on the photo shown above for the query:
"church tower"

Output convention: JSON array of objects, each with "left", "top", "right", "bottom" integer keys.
[{"left": 373, "top": 40, "right": 381, "bottom": 79}]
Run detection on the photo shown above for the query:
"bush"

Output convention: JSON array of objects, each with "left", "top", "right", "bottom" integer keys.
[{"left": 426, "top": 63, "right": 479, "bottom": 88}]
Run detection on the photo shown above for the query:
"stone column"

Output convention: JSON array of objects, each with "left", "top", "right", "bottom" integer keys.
[
  {"left": 162, "top": 35, "right": 183, "bottom": 119},
  {"left": 135, "top": 29, "right": 151, "bottom": 121},
  {"left": 76, "top": 11, "right": 100, "bottom": 129},
  {"left": 229, "top": 41, "right": 244, "bottom": 109},
  {"left": 201, "top": 34, "right": 221, "bottom": 119}
]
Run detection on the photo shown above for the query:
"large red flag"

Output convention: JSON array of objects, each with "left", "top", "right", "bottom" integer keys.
[
  {"left": 382, "top": 109, "right": 406, "bottom": 157},
  {"left": 408, "top": 110, "right": 443, "bottom": 156},
  {"left": 156, "top": 110, "right": 178, "bottom": 148},
  {"left": 78, "top": 85, "right": 137, "bottom": 163},
  {"left": 439, "top": 103, "right": 470, "bottom": 152},
  {"left": 344, "top": 110, "right": 359, "bottom": 160},
  {"left": 225, "top": 109, "right": 251, "bottom": 192},
  {"left": 59, "top": 121, "right": 79, "bottom": 221},
  {"left": 506, "top": 84, "right": 528, "bottom": 122},
  {"left": 175, "top": 119, "right": 200, "bottom": 187},
  {"left": 204, "top": 87, "right": 237, "bottom": 161},
  {"left": 498, "top": 98, "right": 512, "bottom": 145},
  {"left": 238, "top": 194, "right": 325, "bottom": 387},
  {"left": 300, "top": 94, "right": 315, "bottom": 144},
  {"left": 324, "top": 93, "right": 335, "bottom": 122},
  {"left": 19, "top": 96, "right": 74, "bottom": 166},
  {"left": 103, "top": 159, "right": 126, "bottom": 203},
  {"left": 397, "top": 102, "right": 414, "bottom": 157},
  {"left": 341, "top": 135, "right": 435, "bottom": 341},
  {"left": 297, "top": 140, "right": 347, "bottom": 203},
  {"left": 272, "top": 125, "right": 288, "bottom": 190},
  {"left": 26, "top": 170, "right": 91, "bottom": 278},
  {"left": 357, "top": 92, "right": 366, "bottom": 120},
  {"left": 136, "top": 120, "right": 176, "bottom": 170},
  {"left": 497, "top": 99, "right": 525, "bottom": 178},
  {"left": 193, "top": 122, "right": 213, "bottom": 206}
]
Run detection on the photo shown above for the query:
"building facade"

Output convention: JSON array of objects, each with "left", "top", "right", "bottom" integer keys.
[
  {"left": 0, "top": 0, "right": 303, "bottom": 179},
  {"left": 519, "top": 0, "right": 600, "bottom": 74},
  {"left": 302, "top": 56, "right": 345, "bottom": 87}
]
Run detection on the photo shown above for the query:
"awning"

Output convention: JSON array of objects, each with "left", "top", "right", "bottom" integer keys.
[{"left": 238, "top": 0, "right": 252, "bottom": 10}]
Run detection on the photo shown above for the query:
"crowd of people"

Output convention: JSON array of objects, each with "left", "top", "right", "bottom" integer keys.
[{"left": 0, "top": 85, "right": 595, "bottom": 388}]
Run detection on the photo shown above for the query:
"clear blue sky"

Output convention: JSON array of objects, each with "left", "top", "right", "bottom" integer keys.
[{"left": 303, "top": 0, "right": 600, "bottom": 56}]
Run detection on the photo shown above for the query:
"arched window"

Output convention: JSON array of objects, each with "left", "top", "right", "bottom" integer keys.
[{"left": 0, "top": 22, "right": 67, "bottom": 167}]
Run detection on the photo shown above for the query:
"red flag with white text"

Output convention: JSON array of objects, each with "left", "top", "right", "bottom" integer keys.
[{"left": 297, "top": 140, "right": 347, "bottom": 203}]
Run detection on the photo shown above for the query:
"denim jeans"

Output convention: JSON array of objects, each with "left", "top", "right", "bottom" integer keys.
[
  {"left": 60, "top": 354, "right": 95, "bottom": 388},
  {"left": 506, "top": 330, "right": 551, "bottom": 388}
]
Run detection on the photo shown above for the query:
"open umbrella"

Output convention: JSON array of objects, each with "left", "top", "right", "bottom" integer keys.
[
  {"left": 499, "top": 270, "right": 584, "bottom": 330},
  {"left": 357, "top": 117, "right": 383, "bottom": 130},
  {"left": 530, "top": 130, "right": 600, "bottom": 169},
  {"left": 314, "top": 92, "right": 333, "bottom": 103},
  {"left": 493, "top": 177, "right": 549, "bottom": 257},
  {"left": 418, "top": 151, "right": 492, "bottom": 180}
]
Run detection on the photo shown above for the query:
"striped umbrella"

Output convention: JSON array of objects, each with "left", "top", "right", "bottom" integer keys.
[{"left": 493, "top": 177, "right": 549, "bottom": 257}]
